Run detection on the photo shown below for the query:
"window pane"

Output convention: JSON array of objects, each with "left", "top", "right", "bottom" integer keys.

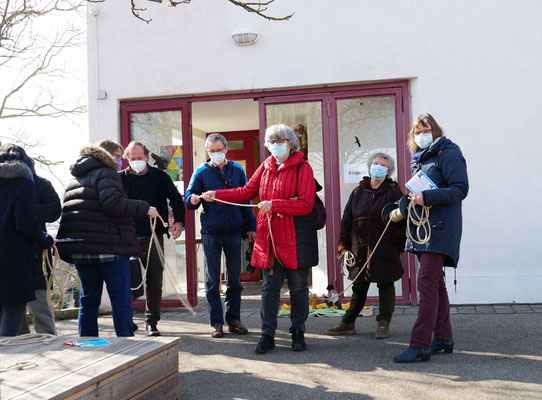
[
  {"left": 266, "top": 101, "right": 328, "bottom": 295},
  {"left": 130, "top": 110, "right": 187, "bottom": 301},
  {"left": 336, "top": 96, "right": 401, "bottom": 296},
  {"left": 227, "top": 140, "right": 244, "bottom": 150}
]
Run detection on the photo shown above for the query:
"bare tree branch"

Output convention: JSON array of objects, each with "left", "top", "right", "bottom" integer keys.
[{"left": 87, "top": 0, "right": 293, "bottom": 24}]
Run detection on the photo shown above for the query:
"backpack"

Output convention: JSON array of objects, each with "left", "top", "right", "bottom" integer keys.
[{"left": 296, "top": 163, "right": 326, "bottom": 230}]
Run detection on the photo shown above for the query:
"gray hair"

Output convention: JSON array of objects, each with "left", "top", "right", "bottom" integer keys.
[
  {"left": 367, "top": 152, "right": 395, "bottom": 177},
  {"left": 205, "top": 133, "right": 228, "bottom": 149},
  {"left": 264, "top": 124, "right": 300, "bottom": 155}
]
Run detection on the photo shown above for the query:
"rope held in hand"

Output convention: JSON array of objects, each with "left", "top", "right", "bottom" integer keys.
[
  {"left": 201, "top": 195, "right": 284, "bottom": 269},
  {"left": 132, "top": 215, "right": 197, "bottom": 315}
]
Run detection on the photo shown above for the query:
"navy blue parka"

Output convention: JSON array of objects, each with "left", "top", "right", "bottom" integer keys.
[
  {"left": 185, "top": 160, "right": 257, "bottom": 236},
  {"left": 0, "top": 162, "right": 54, "bottom": 305},
  {"left": 406, "top": 137, "right": 469, "bottom": 267}
]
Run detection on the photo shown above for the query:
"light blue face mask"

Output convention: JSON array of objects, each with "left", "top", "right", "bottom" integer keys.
[
  {"left": 369, "top": 164, "right": 388, "bottom": 180},
  {"left": 268, "top": 142, "right": 289, "bottom": 159},
  {"left": 415, "top": 133, "right": 434, "bottom": 149}
]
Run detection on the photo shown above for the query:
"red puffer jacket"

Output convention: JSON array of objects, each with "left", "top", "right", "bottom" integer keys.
[{"left": 215, "top": 151, "right": 318, "bottom": 270}]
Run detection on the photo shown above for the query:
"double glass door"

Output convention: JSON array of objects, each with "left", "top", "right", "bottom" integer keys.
[{"left": 260, "top": 88, "right": 412, "bottom": 303}]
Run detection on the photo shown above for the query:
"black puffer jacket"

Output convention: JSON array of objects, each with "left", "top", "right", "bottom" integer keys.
[
  {"left": 338, "top": 177, "right": 405, "bottom": 283},
  {"left": 56, "top": 145, "right": 150, "bottom": 261}
]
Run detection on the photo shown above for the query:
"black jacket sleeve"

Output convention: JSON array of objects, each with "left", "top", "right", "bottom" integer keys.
[
  {"left": 36, "top": 176, "right": 62, "bottom": 226},
  {"left": 97, "top": 168, "right": 150, "bottom": 218},
  {"left": 338, "top": 189, "right": 356, "bottom": 252}
]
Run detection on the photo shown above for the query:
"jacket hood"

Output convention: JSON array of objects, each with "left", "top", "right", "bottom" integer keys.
[
  {"left": 71, "top": 145, "right": 118, "bottom": 177},
  {"left": 0, "top": 161, "right": 33, "bottom": 180}
]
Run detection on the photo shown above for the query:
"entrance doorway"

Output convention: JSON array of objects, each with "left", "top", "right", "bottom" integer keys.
[{"left": 120, "top": 81, "right": 415, "bottom": 308}]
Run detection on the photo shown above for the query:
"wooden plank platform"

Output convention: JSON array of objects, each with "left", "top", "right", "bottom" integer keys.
[{"left": 0, "top": 336, "right": 181, "bottom": 400}]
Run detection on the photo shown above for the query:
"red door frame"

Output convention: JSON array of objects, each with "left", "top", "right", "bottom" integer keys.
[
  {"left": 328, "top": 88, "right": 416, "bottom": 305},
  {"left": 119, "top": 80, "right": 416, "bottom": 307},
  {"left": 120, "top": 100, "right": 198, "bottom": 307}
]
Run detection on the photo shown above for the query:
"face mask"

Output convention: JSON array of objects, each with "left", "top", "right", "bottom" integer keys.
[
  {"left": 209, "top": 151, "right": 226, "bottom": 165},
  {"left": 115, "top": 157, "right": 123, "bottom": 171},
  {"left": 129, "top": 160, "right": 147, "bottom": 174},
  {"left": 369, "top": 164, "right": 388, "bottom": 180},
  {"left": 415, "top": 133, "right": 434, "bottom": 149},
  {"left": 268, "top": 142, "right": 288, "bottom": 160}
]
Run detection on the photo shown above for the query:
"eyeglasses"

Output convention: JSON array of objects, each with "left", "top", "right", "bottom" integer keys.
[
  {"left": 207, "top": 147, "right": 225, "bottom": 154},
  {"left": 114, "top": 154, "right": 123, "bottom": 160},
  {"left": 266, "top": 139, "right": 288, "bottom": 145},
  {"left": 414, "top": 130, "right": 432, "bottom": 136}
]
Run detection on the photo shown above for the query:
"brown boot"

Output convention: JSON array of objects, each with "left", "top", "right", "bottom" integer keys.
[
  {"left": 375, "top": 321, "right": 390, "bottom": 339},
  {"left": 211, "top": 325, "right": 224, "bottom": 338},
  {"left": 228, "top": 320, "right": 248, "bottom": 335},
  {"left": 326, "top": 321, "right": 356, "bottom": 335}
]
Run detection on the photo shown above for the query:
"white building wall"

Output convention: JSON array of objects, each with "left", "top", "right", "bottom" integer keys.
[{"left": 87, "top": 0, "right": 542, "bottom": 304}]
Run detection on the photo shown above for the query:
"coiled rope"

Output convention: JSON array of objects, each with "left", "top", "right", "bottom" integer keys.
[
  {"left": 337, "top": 194, "right": 432, "bottom": 297},
  {"left": 406, "top": 194, "right": 432, "bottom": 245}
]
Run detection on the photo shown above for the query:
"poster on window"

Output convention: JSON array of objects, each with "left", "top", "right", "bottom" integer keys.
[{"left": 157, "top": 145, "right": 183, "bottom": 182}]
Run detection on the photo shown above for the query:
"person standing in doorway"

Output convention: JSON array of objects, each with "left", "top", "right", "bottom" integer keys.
[
  {"left": 185, "top": 133, "right": 257, "bottom": 338},
  {"left": 120, "top": 141, "right": 186, "bottom": 337}
]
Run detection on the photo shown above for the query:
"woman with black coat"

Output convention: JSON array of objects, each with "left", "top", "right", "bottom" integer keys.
[
  {"left": 326, "top": 153, "right": 405, "bottom": 339},
  {"left": 392, "top": 113, "right": 469, "bottom": 363},
  {"left": 0, "top": 144, "right": 54, "bottom": 336},
  {"left": 56, "top": 145, "right": 158, "bottom": 337},
  {"left": 3, "top": 146, "right": 63, "bottom": 336}
]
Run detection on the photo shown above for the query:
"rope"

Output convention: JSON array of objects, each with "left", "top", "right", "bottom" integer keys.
[
  {"left": 336, "top": 218, "right": 393, "bottom": 297},
  {"left": 140, "top": 216, "right": 197, "bottom": 315},
  {"left": 406, "top": 194, "right": 432, "bottom": 245},
  {"left": 203, "top": 196, "right": 285, "bottom": 268},
  {"left": 0, "top": 361, "right": 39, "bottom": 373},
  {"left": 0, "top": 333, "right": 56, "bottom": 347},
  {"left": 337, "top": 194, "right": 433, "bottom": 297}
]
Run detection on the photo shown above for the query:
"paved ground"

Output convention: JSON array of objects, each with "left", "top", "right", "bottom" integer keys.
[{"left": 55, "top": 302, "right": 542, "bottom": 400}]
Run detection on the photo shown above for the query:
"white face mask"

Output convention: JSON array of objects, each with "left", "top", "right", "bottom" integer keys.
[
  {"left": 129, "top": 160, "right": 147, "bottom": 174},
  {"left": 209, "top": 151, "right": 226, "bottom": 165},
  {"left": 415, "top": 133, "right": 434, "bottom": 149}
]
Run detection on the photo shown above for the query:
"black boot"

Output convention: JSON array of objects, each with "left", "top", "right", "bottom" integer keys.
[
  {"left": 291, "top": 329, "right": 306, "bottom": 352},
  {"left": 145, "top": 321, "right": 161, "bottom": 337},
  {"left": 255, "top": 334, "right": 275, "bottom": 354}
]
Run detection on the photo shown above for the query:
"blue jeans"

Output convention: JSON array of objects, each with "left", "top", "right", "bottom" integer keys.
[
  {"left": 76, "top": 256, "right": 133, "bottom": 337},
  {"left": 0, "top": 303, "right": 27, "bottom": 336},
  {"left": 202, "top": 233, "right": 243, "bottom": 326},
  {"left": 261, "top": 263, "right": 309, "bottom": 337}
]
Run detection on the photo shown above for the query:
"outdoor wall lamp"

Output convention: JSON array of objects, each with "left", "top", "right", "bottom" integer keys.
[{"left": 232, "top": 28, "right": 258, "bottom": 46}]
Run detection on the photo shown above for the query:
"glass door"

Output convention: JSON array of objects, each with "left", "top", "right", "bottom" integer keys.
[
  {"left": 121, "top": 101, "right": 197, "bottom": 307},
  {"left": 330, "top": 89, "right": 412, "bottom": 303},
  {"left": 259, "top": 95, "right": 334, "bottom": 296}
]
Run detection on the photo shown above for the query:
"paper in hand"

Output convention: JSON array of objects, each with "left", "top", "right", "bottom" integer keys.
[{"left": 406, "top": 170, "right": 438, "bottom": 194}]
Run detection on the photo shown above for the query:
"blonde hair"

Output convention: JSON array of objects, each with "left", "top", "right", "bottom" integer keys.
[{"left": 407, "top": 113, "right": 444, "bottom": 153}]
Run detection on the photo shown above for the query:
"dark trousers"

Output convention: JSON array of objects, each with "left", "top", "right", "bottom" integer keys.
[
  {"left": 76, "top": 256, "right": 133, "bottom": 337},
  {"left": 261, "top": 263, "right": 309, "bottom": 337},
  {"left": 138, "top": 235, "right": 164, "bottom": 324},
  {"left": 410, "top": 252, "right": 453, "bottom": 349},
  {"left": 202, "top": 233, "right": 243, "bottom": 326},
  {"left": 0, "top": 303, "right": 27, "bottom": 336},
  {"left": 343, "top": 280, "right": 396, "bottom": 324}
]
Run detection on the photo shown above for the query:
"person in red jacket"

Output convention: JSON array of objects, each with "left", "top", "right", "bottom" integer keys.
[{"left": 202, "top": 124, "right": 318, "bottom": 354}]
